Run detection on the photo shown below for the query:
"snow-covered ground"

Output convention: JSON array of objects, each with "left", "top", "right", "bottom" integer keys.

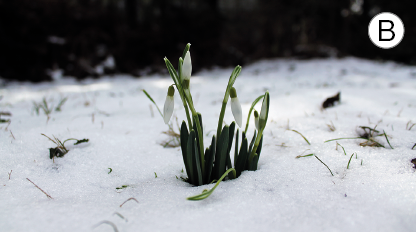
[{"left": 1, "top": 57, "right": 415, "bottom": 232}]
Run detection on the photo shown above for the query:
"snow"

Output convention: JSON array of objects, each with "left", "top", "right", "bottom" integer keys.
[{"left": 1, "top": 57, "right": 416, "bottom": 232}]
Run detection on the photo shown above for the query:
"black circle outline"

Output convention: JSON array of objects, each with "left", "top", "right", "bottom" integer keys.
[{"left": 368, "top": 12, "right": 405, "bottom": 49}]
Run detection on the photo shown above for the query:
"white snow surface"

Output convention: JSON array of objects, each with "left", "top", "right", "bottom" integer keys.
[{"left": 1, "top": 57, "right": 416, "bottom": 232}]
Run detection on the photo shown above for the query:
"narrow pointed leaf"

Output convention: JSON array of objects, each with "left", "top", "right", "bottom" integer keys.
[
  {"left": 235, "top": 137, "right": 248, "bottom": 177},
  {"left": 215, "top": 125, "right": 229, "bottom": 179},
  {"left": 205, "top": 135, "right": 216, "bottom": 184},
  {"left": 193, "top": 138, "right": 203, "bottom": 186},
  {"left": 226, "top": 122, "right": 236, "bottom": 179},
  {"left": 186, "top": 130, "right": 196, "bottom": 184},
  {"left": 234, "top": 129, "right": 239, "bottom": 167},
  {"left": 256, "top": 135, "right": 264, "bottom": 158},
  {"left": 142, "top": 89, "right": 163, "bottom": 118},
  {"left": 248, "top": 153, "right": 259, "bottom": 171},
  {"left": 182, "top": 43, "right": 191, "bottom": 60},
  {"left": 187, "top": 168, "right": 236, "bottom": 201},
  {"left": 244, "top": 94, "right": 265, "bottom": 134},
  {"left": 180, "top": 121, "right": 191, "bottom": 180}
]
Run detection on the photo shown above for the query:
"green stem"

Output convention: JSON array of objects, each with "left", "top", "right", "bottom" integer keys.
[
  {"left": 248, "top": 129, "right": 263, "bottom": 164},
  {"left": 182, "top": 99, "right": 193, "bottom": 131},
  {"left": 183, "top": 88, "right": 205, "bottom": 176},
  {"left": 193, "top": 113, "right": 205, "bottom": 175},
  {"left": 216, "top": 100, "right": 228, "bottom": 141},
  {"left": 187, "top": 168, "right": 236, "bottom": 201}
]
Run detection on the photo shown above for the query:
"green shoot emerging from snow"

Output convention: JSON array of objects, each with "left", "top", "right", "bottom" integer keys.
[
  {"left": 41, "top": 133, "right": 89, "bottom": 161},
  {"left": 151, "top": 43, "right": 271, "bottom": 200}
]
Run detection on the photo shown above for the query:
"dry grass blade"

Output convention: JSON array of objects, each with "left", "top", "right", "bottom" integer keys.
[
  {"left": 291, "top": 130, "right": 311, "bottom": 145},
  {"left": 327, "top": 121, "right": 336, "bottom": 131},
  {"left": 347, "top": 153, "right": 355, "bottom": 169},
  {"left": 26, "top": 178, "right": 53, "bottom": 199},
  {"left": 41, "top": 133, "right": 59, "bottom": 146},
  {"left": 120, "top": 197, "right": 139, "bottom": 207},
  {"left": 314, "top": 155, "right": 334, "bottom": 176},
  {"left": 92, "top": 220, "right": 119, "bottom": 232}
]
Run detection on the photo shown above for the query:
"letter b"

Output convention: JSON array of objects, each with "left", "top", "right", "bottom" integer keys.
[{"left": 379, "top": 20, "right": 395, "bottom": 41}]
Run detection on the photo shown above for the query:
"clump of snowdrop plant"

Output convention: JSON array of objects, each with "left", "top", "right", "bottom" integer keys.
[{"left": 162, "top": 43, "right": 270, "bottom": 200}]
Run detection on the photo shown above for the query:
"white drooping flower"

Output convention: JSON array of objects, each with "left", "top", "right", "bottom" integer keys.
[
  {"left": 182, "top": 51, "right": 192, "bottom": 81},
  {"left": 254, "top": 110, "right": 260, "bottom": 131},
  {"left": 163, "top": 85, "right": 175, "bottom": 124},
  {"left": 230, "top": 87, "right": 242, "bottom": 128}
]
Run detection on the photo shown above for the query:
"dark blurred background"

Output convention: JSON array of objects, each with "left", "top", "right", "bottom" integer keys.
[{"left": 0, "top": 0, "right": 415, "bottom": 82}]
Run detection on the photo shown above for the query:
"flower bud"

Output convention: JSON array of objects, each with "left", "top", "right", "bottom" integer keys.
[
  {"left": 182, "top": 51, "right": 192, "bottom": 81},
  {"left": 258, "top": 91, "right": 270, "bottom": 130},
  {"left": 254, "top": 110, "right": 259, "bottom": 131},
  {"left": 230, "top": 87, "right": 242, "bottom": 128},
  {"left": 163, "top": 85, "right": 175, "bottom": 124}
]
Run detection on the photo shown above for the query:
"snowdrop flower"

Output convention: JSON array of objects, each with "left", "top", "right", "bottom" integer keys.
[
  {"left": 258, "top": 91, "right": 270, "bottom": 130},
  {"left": 254, "top": 110, "right": 260, "bottom": 131},
  {"left": 230, "top": 87, "right": 242, "bottom": 127},
  {"left": 181, "top": 51, "right": 192, "bottom": 96},
  {"left": 163, "top": 85, "right": 175, "bottom": 124},
  {"left": 182, "top": 51, "right": 192, "bottom": 82}
]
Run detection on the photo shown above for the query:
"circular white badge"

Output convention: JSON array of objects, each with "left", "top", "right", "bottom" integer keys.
[{"left": 368, "top": 12, "right": 404, "bottom": 49}]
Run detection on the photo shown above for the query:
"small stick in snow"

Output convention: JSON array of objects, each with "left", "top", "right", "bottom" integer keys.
[
  {"left": 10, "top": 130, "right": 15, "bottom": 140},
  {"left": 397, "top": 107, "right": 403, "bottom": 117},
  {"left": 92, "top": 220, "right": 119, "bottom": 232},
  {"left": 5, "top": 121, "right": 11, "bottom": 131},
  {"left": 119, "top": 197, "right": 139, "bottom": 207},
  {"left": 8, "top": 170, "right": 12, "bottom": 180},
  {"left": 92, "top": 113, "right": 95, "bottom": 123},
  {"left": 26, "top": 178, "right": 53, "bottom": 199}
]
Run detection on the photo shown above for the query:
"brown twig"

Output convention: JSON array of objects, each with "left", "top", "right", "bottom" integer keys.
[
  {"left": 119, "top": 197, "right": 139, "bottom": 207},
  {"left": 26, "top": 178, "right": 53, "bottom": 199},
  {"left": 10, "top": 130, "right": 15, "bottom": 140},
  {"left": 8, "top": 170, "right": 12, "bottom": 180}
]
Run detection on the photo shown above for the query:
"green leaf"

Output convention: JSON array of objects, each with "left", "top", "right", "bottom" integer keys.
[
  {"left": 256, "top": 135, "right": 264, "bottom": 158},
  {"left": 214, "top": 125, "right": 229, "bottom": 180},
  {"left": 226, "top": 122, "right": 236, "bottom": 179},
  {"left": 248, "top": 153, "right": 259, "bottom": 171},
  {"left": 227, "top": 66, "right": 242, "bottom": 90},
  {"left": 291, "top": 130, "right": 311, "bottom": 145},
  {"left": 142, "top": 89, "right": 163, "bottom": 118},
  {"left": 182, "top": 43, "right": 191, "bottom": 60},
  {"left": 187, "top": 168, "right": 236, "bottom": 201},
  {"left": 244, "top": 94, "right": 265, "bottom": 134},
  {"left": 247, "top": 130, "right": 257, "bottom": 170},
  {"left": 74, "top": 139, "right": 89, "bottom": 145},
  {"left": 193, "top": 137, "right": 203, "bottom": 186},
  {"left": 164, "top": 58, "right": 182, "bottom": 95},
  {"left": 234, "top": 129, "right": 239, "bottom": 167},
  {"left": 205, "top": 135, "right": 216, "bottom": 184},
  {"left": 55, "top": 97, "right": 68, "bottom": 112},
  {"left": 258, "top": 91, "right": 270, "bottom": 130},
  {"left": 180, "top": 121, "right": 192, "bottom": 179},
  {"left": 235, "top": 137, "right": 248, "bottom": 177},
  {"left": 186, "top": 130, "right": 196, "bottom": 184}
]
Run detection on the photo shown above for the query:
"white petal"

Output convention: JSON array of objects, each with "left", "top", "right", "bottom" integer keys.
[
  {"left": 255, "top": 115, "right": 260, "bottom": 131},
  {"left": 259, "top": 92, "right": 269, "bottom": 129},
  {"left": 163, "top": 96, "right": 174, "bottom": 124},
  {"left": 231, "top": 98, "right": 242, "bottom": 128},
  {"left": 260, "top": 94, "right": 268, "bottom": 120},
  {"left": 182, "top": 51, "right": 192, "bottom": 81}
]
